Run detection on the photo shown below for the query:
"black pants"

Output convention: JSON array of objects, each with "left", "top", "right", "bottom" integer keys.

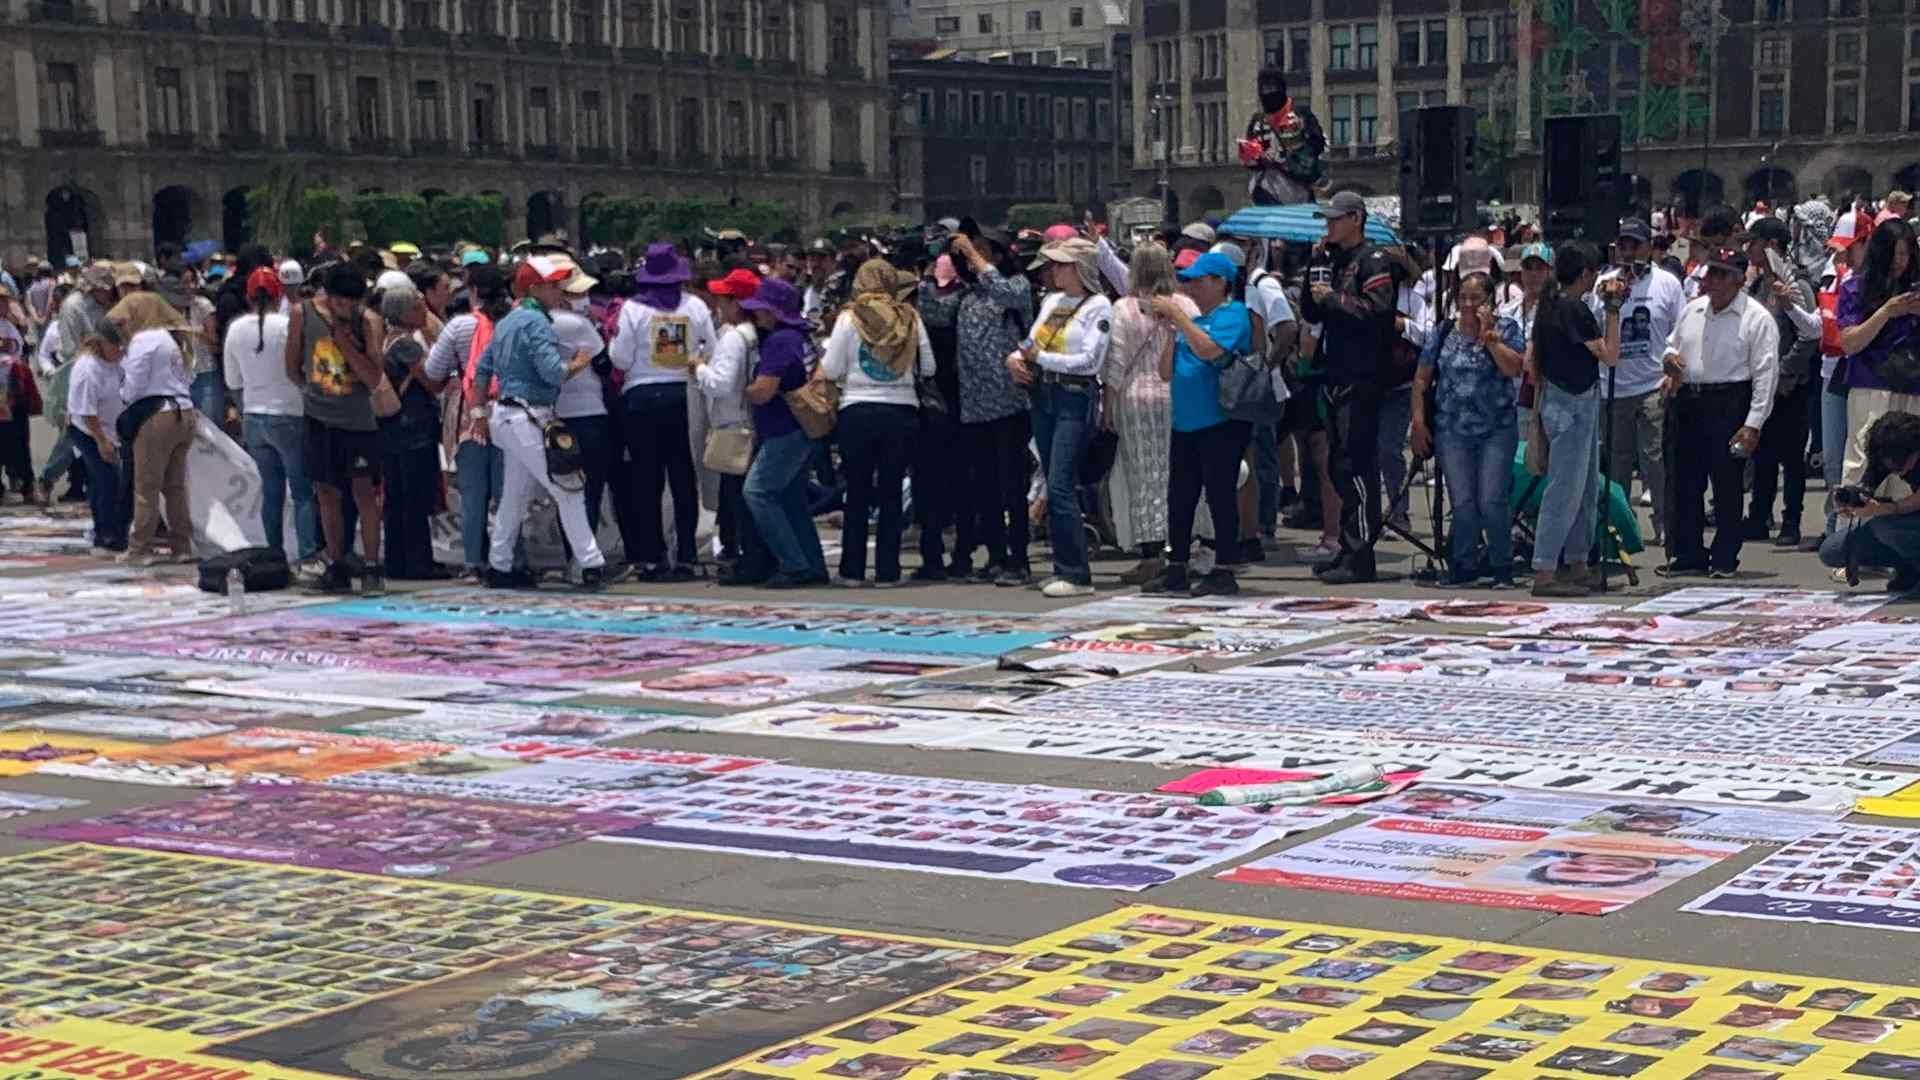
[
  {"left": 956, "top": 412, "right": 1032, "bottom": 573},
  {"left": 838, "top": 402, "right": 919, "bottom": 582},
  {"left": 620, "top": 382, "right": 698, "bottom": 565},
  {"left": 1666, "top": 381, "right": 1752, "bottom": 572},
  {"left": 381, "top": 442, "right": 439, "bottom": 577},
  {"left": 915, "top": 411, "right": 962, "bottom": 568},
  {"left": 720, "top": 471, "right": 773, "bottom": 578},
  {"left": 566, "top": 414, "right": 616, "bottom": 536},
  {"left": 1323, "top": 382, "right": 1383, "bottom": 574},
  {"left": 1750, "top": 380, "right": 1812, "bottom": 530},
  {"left": 1168, "top": 420, "right": 1252, "bottom": 566},
  {"left": 0, "top": 413, "right": 30, "bottom": 494}
]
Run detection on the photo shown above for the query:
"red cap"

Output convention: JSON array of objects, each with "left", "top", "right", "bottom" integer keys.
[
  {"left": 244, "top": 266, "right": 283, "bottom": 303},
  {"left": 706, "top": 268, "right": 763, "bottom": 297},
  {"left": 1174, "top": 248, "right": 1202, "bottom": 269},
  {"left": 512, "top": 255, "right": 574, "bottom": 294}
]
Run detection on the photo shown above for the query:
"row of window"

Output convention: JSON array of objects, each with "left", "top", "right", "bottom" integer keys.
[
  {"left": 140, "top": 0, "right": 847, "bottom": 64},
  {"left": 1145, "top": 86, "right": 1495, "bottom": 160},
  {"left": 914, "top": 87, "right": 1111, "bottom": 140},
  {"left": 46, "top": 61, "right": 800, "bottom": 158},
  {"left": 933, "top": 4, "right": 1087, "bottom": 35},
  {"left": 961, "top": 153, "right": 1105, "bottom": 202}
]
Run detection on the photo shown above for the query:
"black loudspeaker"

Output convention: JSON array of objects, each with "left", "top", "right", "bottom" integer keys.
[
  {"left": 1398, "top": 105, "right": 1477, "bottom": 236},
  {"left": 1542, "top": 113, "right": 1625, "bottom": 241}
]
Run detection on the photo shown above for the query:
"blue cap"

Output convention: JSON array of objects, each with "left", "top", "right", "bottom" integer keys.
[
  {"left": 1520, "top": 241, "right": 1555, "bottom": 267},
  {"left": 460, "top": 249, "right": 492, "bottom": 266},
  {"left": 1177, "top": 251, "right": 1239, "bottom": 281}
]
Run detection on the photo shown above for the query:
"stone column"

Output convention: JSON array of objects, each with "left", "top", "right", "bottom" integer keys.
[
  {"left": 1513, "top": 0, "right": 1533, "bottom": 150},
  {"left": 1376, "top": 0, "right": 1395, "bottom": 150}
]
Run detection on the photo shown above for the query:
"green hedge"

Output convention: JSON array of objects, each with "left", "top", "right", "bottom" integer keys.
[
  {"left": 1006, "top": 203, "right": 1075, "bottom": 231},
  {"left": 582, "top": 197, "right": 796, "bottom": 248}
]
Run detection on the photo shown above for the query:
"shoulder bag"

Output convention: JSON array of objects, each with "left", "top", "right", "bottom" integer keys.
[
  {"left": 1875, "top": 342, "right": 1920, "bottom": 394},
  {"left": 702, "top": 329, "right": 756, "bottom": 475},
  {"left": 784, "top": 371, "right": 840, "bottom": 439}
]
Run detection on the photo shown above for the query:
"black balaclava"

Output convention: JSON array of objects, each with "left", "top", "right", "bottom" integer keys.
[{"left": 1258, "top": 68, "right": 1289, "bottom": 114}]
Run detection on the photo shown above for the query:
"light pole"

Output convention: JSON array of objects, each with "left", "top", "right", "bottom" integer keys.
[{"left": 1150, "top": 90, "right": 1173, "bottom": 218}]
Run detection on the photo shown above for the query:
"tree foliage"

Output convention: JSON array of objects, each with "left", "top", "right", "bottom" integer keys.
[
  {"left": 422, "top": 193, "right": 506, "bottom": 248},
  {"left": 1006, "top": 203, "right": 1076, "bottom": 231},
  {"left": 582, "top": 198, "right": 797, "bottom": 249}
]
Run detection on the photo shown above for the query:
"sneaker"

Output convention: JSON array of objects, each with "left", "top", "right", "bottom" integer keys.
[
  {"left": 994, "top": 567, "right": 1032, "bottom": 587},
  {"left": 1317, "top": 564, "right": 1377, "bottom": 585},
  {"left": 662, "top": 563, "right": 697, "bottom": 583},
  {"left": 1655, "top": 560, "right": 1710, "bottom": 578},
  {"left": 1773, "top": 524, "right": 1802, "bottom": 549},
  {"left": 635, "top": 563, "right": 668, "bottom": 582},
  {"left": 873, "top": 576, "right": 905, "bottom": 589},
  {"left": 1302, "top": 539, "right": 1341, "bottom": 563},
  {"left": 578, "top": 567, "right": 607, "bottom": 592},
  {"left": 360, "top": 570, "right": 388, "bottom": 597},
  {"left": 967, "top": 565, "right": 997, "bottom": 585},
  {"left": 1190, "top": 569, "right": 1240, "bottom": 597},
  {"left": 1238, "top": 538, "right": 1267, "bottom": 564},
  {"left": 1118, "top": 558, "right": 1165, "bottom": 586},
  {"left": 1708, "top": 566, "right": 1740, "bottom": 580},
  {"left": 1490, "top": 577, "right": 1515, "bottom": 590},
  {"left": 1041, "top": 579, "right": 1094, "bottom": 598},
  {"left": 909, "top": 566, "right": 947, "bottom": 582},
  {"left": 1638, "top": 489, "right": 1653, "bottom": 507},
  {"left": 605, "top": 563, "right": 637, "bottom": 586},
  {"left": 1741, "top": 518, "right": 1771, "bottom": 541},
  {"left": 307, "top": 563, "right": 355, "bottom": 594},
  {"left": 484, "top": 567, "right": 539, "bottom": 589},
  {"left": 833, "top": 575, "right": 868, "bottom": 588},
  {"left": 1140, "top": 564, "right": 1190, "bottom": 595},
  {"left": 717, "top": 568, "right": 770, "bottom": 586},
  {"left": 459, "top": 565, "right": 484, "bottom": 584},
  {"left": 1387, "top": 512, "right": 1413, "bottom": 534},
  {"left": 764, "top": 570, "right": 816, "bottom": 589},
  {"left": 116, "top": 550, "right": 167, "bottom": 568},
  {"left": 1532, "top": 569, "right": 1591, "bottom": 598}
]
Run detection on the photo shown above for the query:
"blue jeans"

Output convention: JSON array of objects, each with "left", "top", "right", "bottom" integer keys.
[
  {"left": 68, "top": 427, "right": 126, "bottom": 548},
  {"left": 1823, "top": 386, "right": 1849, "bottom": 534},
  {"left": 1377, "top": 385, "right": 1413, "bottom": 521},
  {"left": 1250, "top": 422, "right": 1281, "bottom": 533},
  {"left": 191, "top": 370, "right": 228, "bottom": 426},
  {"left": 744, "top": 429, "right": 827, "bottom": 578},
  {"left": 1534, "top": 381, "right": 1600, "bottom": 572},
  {"left": 242, "top": 413, "right": 318, "bottom": 559},
  {"left": 456, "top": 440, "right": 506, "bottom": 569},
  {"left": 1820, "top": 513, "right": 1920, "bottom": 579},
  {"left": 1436, "top": 423, "right": 1518, "bottom": 583},
  {"left": 1030, "top": 381, "right": 1096, "bottom": 584}
]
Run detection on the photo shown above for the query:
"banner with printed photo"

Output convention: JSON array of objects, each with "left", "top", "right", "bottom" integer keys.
[
  {"left": 47, "top": 613, "right": 778, "bottom": 684},
  {"left": 1793, "top": 616, "right": 1920, "bottom": 652},
  {"left": 1218, "top": 817, "right": 1741, "bottom": 915},
  {"left": 837, "top": 662, "right": 1123, "bottom": 713},
  {"left": 726, "top": 904, "right": 1920, "bottom": 1080},
  {"left": 1628, "top": 586, "right": 1891, "bottom": 620},
  {"left": 595, "top": 764, "right": 1338, "bottom": 890},
  {"left": 1234, "top": 632, "right": 1920, "bottom": 709},
  {"left": 0, "top": 731, "right": 149, "bottom": 776},
  {"left": 0, "top": 591, "right": 316, "bottom": 643},
  {"left": 1682, "top": 825, "right": 1920, "bottom": 932},
  {"left": 0, "top": 1020, "right": 342, "bottom": 1080},
  {"left": 591, "top": 648, "right": 962, "bottom": 707},
  {"left": 0, "top": 790, "right": 85, "bottom": 818},
  {"left": 37, "top": 727, "right": 453, "bottom": 786},
  {"left": 1359, "top": 785, "right": 1833, "bottom": 841},
  {"left": 1039, "top": 623, "right": 1342, "bottom": 657},
  {"left": 2, "top": 712, "right": 236, "bottom": 740},
  {"left": 701, "top": 703, "right": 1907, "bottom": 812},
  {"left": 330, "top": 741, "right": 770, "bottom": 813},
  {"left": 1018, "top": 671, "right": 1914, "bottom": 765},
  {"left": 339, "top": 704, "right": 692, "bottom": 746},
  {"left": 1490, "top": 613, "right": 1729, "bottom": 642}
]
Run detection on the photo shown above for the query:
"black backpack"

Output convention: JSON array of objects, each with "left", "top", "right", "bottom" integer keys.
[{"left": 197, "top": 547, "right": 291, "bottom": 595}]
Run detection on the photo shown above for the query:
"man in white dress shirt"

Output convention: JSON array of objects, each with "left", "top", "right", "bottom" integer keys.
[{"left": 1659, "top": 246, "right": 1780, "bottom": 578}]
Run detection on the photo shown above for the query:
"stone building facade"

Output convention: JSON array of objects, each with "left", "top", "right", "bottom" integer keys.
[{"left": 4, "top": 0, "right": 894, "bottom": 261}]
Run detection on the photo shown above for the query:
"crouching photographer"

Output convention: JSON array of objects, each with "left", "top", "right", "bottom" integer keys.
[{"left": 1821, "top": 410, "right": 1920, "bottom": 592}]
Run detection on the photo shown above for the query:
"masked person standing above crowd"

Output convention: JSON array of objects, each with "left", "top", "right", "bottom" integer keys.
[
  {"left": 1300, "top": 190, "right": 1397, "bottom": 585},
  {"left": 919, "top": 229, "right": 1034, "bottom": 585}
]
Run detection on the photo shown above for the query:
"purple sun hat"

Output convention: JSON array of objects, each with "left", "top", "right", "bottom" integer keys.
[
  {"left": 631, "top": 241, "right": 691, "bottom": 285},
  {"left": 738, "top": 277, "right": 808, "bottom": 328}
]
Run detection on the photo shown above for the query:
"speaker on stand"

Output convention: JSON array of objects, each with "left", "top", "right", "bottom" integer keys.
[{"left": 1541, "top": 114, "right": 1625, "bottom": 242}]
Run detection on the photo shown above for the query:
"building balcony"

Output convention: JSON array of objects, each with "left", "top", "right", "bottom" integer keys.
[
  {"left": 525, "top": 142, "right": 561, "bottom": 160},
  {"left": 462, "top": 30, "right": 508, "bottom": 49},
  {"left": 468, "top": 140, "right": 507, "bottom": 157},
  {"left": 148, "top": 130, "right": 194, "bottom": 149},
  {"left": 135, "top": 7, "right": 197, "bottom": 30},
  {"left": 574, "top": 41, "right": 611, "bottom": 59},
  {"left": 276, "top": 18, "right": 331, "bottom": 38},
  {"left": 350, "top": 135, "right": 393, "bottom": 154},
  {"left": 209, "top": 13, "right": 265, "bottom": 33},
  {"left": 346, "top": 21, "right": 390, "bottom": 43},
  {"left": 285, "top": 133, "right": 329, "bottom": 152},
  {"left": 401, "top": 24, "right": 450, "bottom": 45},
  {"left": 40, "top": 128, "right": 103, "bottom": 148},
  {"left": 578, "top": 145, "right": 612, "bottom": 163},
  {"left": 667, "top": 49, "right": 708, "bottom": 66},
  {"left": 413, "top": 137, "right": 452, "bottom": 156},
  {"left": 621, "top": 45, "right": 662, "bottom": 63},
  {"left": 825, "top": 60, "right": 864, "bottom": 81},
  {"left": 830, "top": 159, "right": 864, "bottom": 177},
  {"left": 520, "top": 36, "right": 562, "bottom": 55},
  {"left": 222, "top": 130, "right": 265, "bottom": 150},
  {"left": 29, "top": 2, "right": 97, "bottom": 23}
]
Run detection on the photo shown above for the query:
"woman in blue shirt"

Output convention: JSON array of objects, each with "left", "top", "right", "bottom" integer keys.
[
  {"left": 1143, "top": 250, "right": 1254, "bottom": 597},
  {"left": 1410, "top": 271, "right": 1527, "bottom": 587}
]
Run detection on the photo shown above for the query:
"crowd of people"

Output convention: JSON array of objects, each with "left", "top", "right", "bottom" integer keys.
[{"left": 3, "top": 185, "right": 1919, "bottom": 597}]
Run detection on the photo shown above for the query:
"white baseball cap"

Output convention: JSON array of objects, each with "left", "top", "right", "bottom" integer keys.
[{"left": 278, "top": 259, "right": 305, "bottom": 286}]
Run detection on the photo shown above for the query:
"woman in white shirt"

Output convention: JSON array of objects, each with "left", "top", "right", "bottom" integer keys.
[
  {"left": 1012, "top": 238, "right": 1113, "bottom": 598},
  {"left": 223, "top": 267, "right": 316, "bottom": 563},
  {"left": 694, "top": 269, "right": 767, "bottom": 583},
  {"left": 551, "top": 280, "right": 620, "bottom": 570},
  {"left": 65, "top": 318, "right": 128, "bottom": 551},
  {"left": 109, "top": 293, "right": 198, "bottom": 565},
  {"left": 821, "top": 260, "right": 936, "bottom": 587}
]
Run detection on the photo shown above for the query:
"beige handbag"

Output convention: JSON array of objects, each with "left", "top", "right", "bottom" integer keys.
[
  {"left": 1523, "top": 393, "right": 1549, "bottom": 477},
  {"left": 784, "top": 375, "right": 841, "bottom": 440},
  {"left": 703, "top": 426, "right": 753, "bottom": 475}
]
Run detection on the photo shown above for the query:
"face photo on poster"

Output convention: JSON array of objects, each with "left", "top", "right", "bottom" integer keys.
[
  {"left": 1627, "top": 587, "right": 1892, "bottom": 620},
  {"left": 341, "top": 705, "right": 693, "bottom": 746},
  {"left": 1041, "top": 623, "right": 1340, "bottom": 658},
  {"left": 838, "top": 661, "right": 1123, "bottom": 714},
  {"left": 1489, "top": 614, "right": 1730, "bottom": 643},
  {"left": 330, "top": 741, "right": 770, "bottom": 813},
  {"left": 592, "top": 648, "right": 962, "bottom": 707},
  {"left": 1683, "top": 825, "right": 1920, "bottom": 933},
  {"left": 1360, "top": 785, "right": 1833, "bottom": 842},
  {"left": 0, "top": 731, "right": 150, "bottom": 776},
  {"left": 25, "top": 783, "right": 639, "bottom": 876},
  {"left": 1218, "top": 816, "right": 1742, "bottom": 915},
  {"left": 37, "top": 727, "right": 453, "bottom": 786},
  {"left": 594, "top": 764, "right": 1337, "bottom": 890}
]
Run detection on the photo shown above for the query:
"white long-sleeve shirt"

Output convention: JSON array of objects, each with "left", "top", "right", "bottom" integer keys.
[
  {"left": 694, "top": 322, "right": 757, "bottom": 430},
  {"left": 119, "top": 328, "right": 193, "bottom": 405},
  {"left": 819, "top": 311, "right": 936, "bottom": 408},
  {"left": 1024, "top": 293, "right": 1113, "bottom": 378},
  {"left": 550, "top": 311, "right": 608, "bottom": 419},
  {"left": 1095, "top": 235, "right": 1131, "bottom": 295},
  {"left": 66, "top": 352, "right": 124, "bottom": 441},
  {"left": 609, "top": 295, "right": 715, "bottom": 387},
  {"left": 222, "top": 311, "right": 301, "bottom": 416},
  {"left": 34, "top": 322, "right": 61, "bottom": 377},
  {"left": 1663, "top": 290, "right": 1781, "bottom": 430}
]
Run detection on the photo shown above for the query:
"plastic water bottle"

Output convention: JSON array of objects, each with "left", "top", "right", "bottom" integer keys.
[{"left": 227, "top": 567, "right": 246, "bottom": 616}]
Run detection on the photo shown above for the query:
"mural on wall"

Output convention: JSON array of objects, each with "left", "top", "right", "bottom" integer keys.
[{"left": 1527, "top": 0, "right": 1719, "bottom": 144}]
